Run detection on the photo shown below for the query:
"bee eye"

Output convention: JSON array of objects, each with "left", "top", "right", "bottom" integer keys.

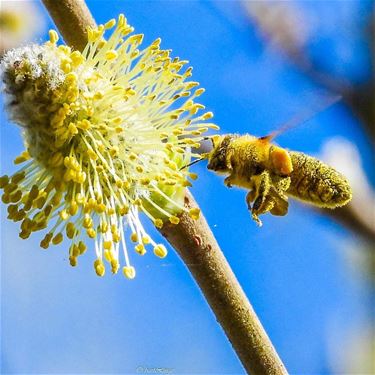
[{"left": 207, "top": 154, "right": 227, "bottom": 172}]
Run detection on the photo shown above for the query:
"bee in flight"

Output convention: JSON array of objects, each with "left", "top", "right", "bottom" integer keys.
[
  {"left": 186, "top": 97, "right": 352, "bottom": 225},
  {"left": 202, "top": 132, "right": 352, "bottom": 225}
]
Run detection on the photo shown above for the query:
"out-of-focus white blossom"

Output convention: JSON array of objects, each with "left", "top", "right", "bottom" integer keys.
[
  {"left": 244, "top": 1, "right": 311, "bottom": 55},
  {"left": 0, "top": 1, "right": 45, "bottom": 53},
  {"left": 321, "top": 137, "right": 375, "bottom": 225}
]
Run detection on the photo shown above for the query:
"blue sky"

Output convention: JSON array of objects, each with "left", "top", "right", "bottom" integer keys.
[{"left": 1, "top": 1, "right": 374, "bottom": 374}]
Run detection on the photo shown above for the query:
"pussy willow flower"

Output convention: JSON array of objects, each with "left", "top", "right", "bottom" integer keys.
[{"left": 0, "top": 15, "right": 218, "bottom": 279}]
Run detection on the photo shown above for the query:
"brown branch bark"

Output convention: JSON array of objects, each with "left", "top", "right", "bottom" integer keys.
[
  {"left": 41, "top": 0, "right": 288, "bottom": 373},
  {"left": 41, "top": 0, "right": 96, "bottom": 51},
  {"left": 160, "top": 190, "right": 288, "bottom": 375}
]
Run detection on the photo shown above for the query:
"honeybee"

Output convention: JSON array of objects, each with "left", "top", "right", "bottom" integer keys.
[{"left": 201, "top": 132, "right": 352, "bottom": 225}]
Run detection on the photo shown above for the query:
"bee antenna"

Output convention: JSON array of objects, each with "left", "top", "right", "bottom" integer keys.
[{"left": 180, "top": 157, "right": 205, "bottom": 170}]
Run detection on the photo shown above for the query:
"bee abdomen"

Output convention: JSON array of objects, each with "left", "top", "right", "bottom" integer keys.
[{"left": 287, "top": 151, "right": 352, "bottom": 208}]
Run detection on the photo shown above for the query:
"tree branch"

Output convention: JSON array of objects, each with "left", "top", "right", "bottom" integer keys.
[
  {"left": 160, "top": 190, "right": 288, "bottom": 375},
  {"left": 41, "top": 0, "right": 288, "bottom": 373},
  {"left": 41, "top": 0, "right": 96, "bottom": 51}
]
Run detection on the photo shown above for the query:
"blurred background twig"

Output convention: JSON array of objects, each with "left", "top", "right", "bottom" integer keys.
[{"left": 0, "top": 1, "right": 46, "bottom": 55}]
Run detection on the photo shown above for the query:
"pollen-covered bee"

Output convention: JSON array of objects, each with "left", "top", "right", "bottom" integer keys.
[{"left": 203, "top": 133, "right": 352, "bottom": 225}]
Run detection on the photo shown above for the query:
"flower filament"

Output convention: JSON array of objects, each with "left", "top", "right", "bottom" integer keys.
[{"left": 0, "top": 15, "right": 219, "bottom": 278}]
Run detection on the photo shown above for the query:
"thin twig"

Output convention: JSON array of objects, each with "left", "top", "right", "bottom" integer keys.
[
  {"left": 326, "top": 206, "right": 375, "bottom": 244},
  {"left": 41, "top": 0, "right": 288, "bottom": 373},
  {"left": 245, "top": 1, "right": 375, "bottom": 144}
]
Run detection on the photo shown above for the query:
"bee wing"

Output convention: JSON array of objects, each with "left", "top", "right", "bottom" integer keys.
[{"left": 259, "top": 94, "right": 341, "bottom": 142}]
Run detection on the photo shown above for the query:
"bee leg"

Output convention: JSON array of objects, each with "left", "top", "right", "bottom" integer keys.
[
  {"left": 253, "top": 171, "right": 271, "bottom": 209},
  {"left": 269, "top": 187, "right": 289, "bottom": 216},
  {"left": 251, "top": 195, "right": 275, "bottom": 226},
  {"left": 270, "top": 198, "right": 288, "bottom": 216},
  {"left": 245, "top": 189, "right": 256, "bottom": 210},
  {"left": 250, "top": 171, "right": 273, "bottom": 224},
  {"left": 251, "top": 213, "right": 263, "bottom": 227},
  {"left": 253, "top": 195, "right": 275, "bottom": 215},
  {"left": 268, "top": 175, "right": 290, "bottom": 216},
  {"left": 246, "top": 191, "right": 263, "bottom": 226},
  {"left": 270, "top": 146, "right": 293, "bottom": 176},
  {"left": 224, "top": 174, "right": 234, "bottom": 188},
  {"left": 252, "top": 196, "right": 263, "bottom": 212}
]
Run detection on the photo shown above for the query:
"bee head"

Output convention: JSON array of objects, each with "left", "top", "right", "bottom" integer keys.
[{"left": 206, "top": 135, "right": 234, "bottom": 172}]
